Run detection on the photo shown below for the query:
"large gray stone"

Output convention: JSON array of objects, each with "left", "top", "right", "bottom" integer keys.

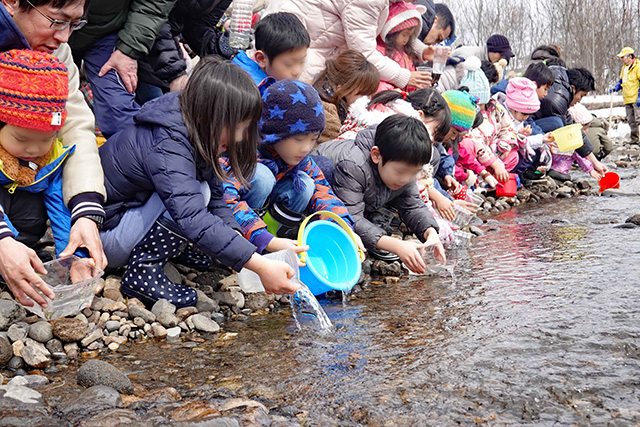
[
  {"left": 52, "top": 318, "right": 88, "bottom": 342},
  {"left": 0, "top": 300, "right": 26, "bottom": 331},
  {"left": 212, "top": 291, "right": 245, "bottom": 309},
  {"left": 190, "top": 314, "right": 220, "bottom": 333},
  {"left": 77, "top": 360, "right": 133, "bottom": 394},
  {"left": 7, "top": 323, "right": 29, "bottom": 343},
  {"left": 127, "top": 304, "right": 156, "bottom": 324},
  {"left": 151, "top": 299, "right": 176, "bottom": 317},
  {"left": 0, "top": 336, "right": 12, "bottom": 367},
  {"left": 196, "top": 290, "right": 220, "bottom": 313},
  {"left": 28, "top": 321, "right": 53, "bottom": 343},
  {"left": 8, "top": 374, "right": 49, "bottom": 388},
  {"left": 157, "top": 311, "right": 179, "bottom": 328},
  {"left": 0, "top": 384, "right": 43, "bottom": 404},
  {"left": 60, "top": 385, "right": 123, "bottom": 417}
]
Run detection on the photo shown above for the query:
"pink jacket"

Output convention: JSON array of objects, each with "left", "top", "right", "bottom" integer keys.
[
  {"left": 454, "top": 137, "right": 500, "bottom": 181},
  {"left": 375, "top": 39, "right": 416, "bottom": 92},
  {"left": 268, "top": 0, "right": 426, "bottom": 87}
]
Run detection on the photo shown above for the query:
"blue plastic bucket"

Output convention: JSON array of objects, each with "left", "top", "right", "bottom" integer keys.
[{"left": 298, "top": 218, "right": 362, "bottom": 296}]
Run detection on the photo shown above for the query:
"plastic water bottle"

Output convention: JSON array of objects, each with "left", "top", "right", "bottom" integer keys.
[{"left": 228, "top": 0, "right": 255, "bottom": 50}]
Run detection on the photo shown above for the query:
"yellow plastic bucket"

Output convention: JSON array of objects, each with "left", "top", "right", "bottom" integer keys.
[{"left": 552, "top": 124, "right": 583, "bottom": 152}]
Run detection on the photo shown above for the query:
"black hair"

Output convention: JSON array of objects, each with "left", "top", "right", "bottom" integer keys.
[
  {"left": 567, "top": 67, "right": 595, "bottom": 93},
  {"left": 524, "top": 62, "right": 555, "bottom": 88},
  {"left": 369, "top": 89, "right": 452, "bottom": 142},
  {"left": 18, "top": 0, "right": 90, "bottom": 13},
  {"left": 629, "top": 54, "right": 636, "bottom": 59},
  {"left": 375, "top": 115, "right": 432, "bottom": 166},
  {"left": 530, "top": 45, "right": 561, "bottom": 61},
  {"left": 434, "top": 4, "right": 455, "bottom": 37},
  {"left": 180, "top": 56, "right": 262, "bottom": 187},
  {"left": 544, "top": 57, "right": 565, "bottom": 67},
  {"left": 0, "top": 121, "right": 5, "bottom": 130},
  {"left": 384, "top": 32, "right": 419, "bottom": 61},
  {"left": 480, "top": 60, "right": 499, "bottom": 84},
  {"left": 254, "top": 12, "right": 310, "bottom": 61},
  {"left": 472, "top": 110, "right": 484, "bottom": 128}
]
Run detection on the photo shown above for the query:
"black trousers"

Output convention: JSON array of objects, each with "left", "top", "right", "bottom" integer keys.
[{"left": 0, "top": 187, "right": 47, "bottom": 247}]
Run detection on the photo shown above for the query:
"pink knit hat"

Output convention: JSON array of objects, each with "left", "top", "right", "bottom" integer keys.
[
  {"left": 505, "top": 77, "right": 540, "bottom": 114},
  {"left": 568, "top": 103, "right": 593, "bottom": 125},
  {"left": 379, "top": 1, "right": 426, "bottom": 41}
]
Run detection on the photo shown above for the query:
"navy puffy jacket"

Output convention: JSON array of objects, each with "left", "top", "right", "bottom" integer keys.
[{"left": 100, "top": 91, "right": 257, "bottom": 271}]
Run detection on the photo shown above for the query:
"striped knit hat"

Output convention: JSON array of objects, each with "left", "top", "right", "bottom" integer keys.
[
  {"left": 0, "top": 50, "right": 68, "bottom": 132},
  {"left": 442, "top": 90, "right": 477, "bottom": 132}
]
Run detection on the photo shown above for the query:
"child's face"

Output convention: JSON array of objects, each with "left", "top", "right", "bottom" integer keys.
[
  {"left": 488, "top": 52, "right": 503, "bottom": 63},
  {"left": 536, "top": 84, "right": 551, "bottom": 100},
  {"left": 444, "top": 127, "right": 463, "bottom": 143},
  {"left": 370, "top": 147, "right": 422, "bottom": 190},
  {"left": 219, "top": 119, "right": 251, "bottom": 155},
  {"left": 394, "top": 28, "right": 415, "bottom": 48},
  {"left": 273, "top": 132, "right": 320, "bottom": 166},
  {"left": 0, "top": 124, "right": 55, "bottom": 161},
  {"left": 510, "top": 109, "right": 530, "bottom": 123},
  {"left": 570, "top": 89, "right": 588, "bottom": 107},
  {"left": 257, "top": 48, "right": 307, "bottom": 81}
]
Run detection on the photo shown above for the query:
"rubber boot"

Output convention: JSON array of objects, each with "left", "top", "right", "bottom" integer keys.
[
  {"left": 171, "top": 244, "right": 211, "bottom": 272},
  {"left": 121, "top": 218, "right": 198, "bottom": 308}
]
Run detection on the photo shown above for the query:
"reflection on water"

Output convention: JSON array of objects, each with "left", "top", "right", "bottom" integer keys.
[{"left": 41, "top": 173, "right": 640, "bottom": 425}]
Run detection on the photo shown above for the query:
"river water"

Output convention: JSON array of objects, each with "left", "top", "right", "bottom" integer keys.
[{"left": 42, "top": 170, "right": 640, "bottom": 426}]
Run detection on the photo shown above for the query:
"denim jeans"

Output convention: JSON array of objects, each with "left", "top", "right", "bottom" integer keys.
[
  {"left": 244, "top": 163, "right": 315, "bottom": 213},
  {"left": 533, "top": 116, "right": 565, "bottom": 133}
]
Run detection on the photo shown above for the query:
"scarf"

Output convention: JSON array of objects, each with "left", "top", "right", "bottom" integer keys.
[{"left": 0, "top": 143, "right": 52, "bottom": 186}]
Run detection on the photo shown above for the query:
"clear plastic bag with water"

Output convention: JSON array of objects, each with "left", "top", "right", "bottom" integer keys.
[
  {"left": 451, "top": 204, "right": 474, "bottom": 228},
  {"left": 24, "top": 256, "right": 104, "bottom": 320}
]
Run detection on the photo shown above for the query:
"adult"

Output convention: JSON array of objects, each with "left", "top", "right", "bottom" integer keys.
[
  {"left": 532, "top": 65, "right": 607, "bottom": 175},
  {"left": 611, "top": 47, "right": 640, "bottom": 145},
  {"left": 68, "top": 0, "right": 177, "bottom": 137},
  {"left": 451, "top": 34, "right": 514, "bottom": 78},
  {"left": 0, "top": 0, "right": 107, "bottom": 307},
  {"left": 416, "top": 2, "right": 455, "bottom": 45},
  {"left": 266, "top": 0, "right": 437, "bottom": 89}
]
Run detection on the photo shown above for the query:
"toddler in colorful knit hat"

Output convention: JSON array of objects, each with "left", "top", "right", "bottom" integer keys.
[{"left": 0, "top": 49, "right": 73, "bottom": 307}]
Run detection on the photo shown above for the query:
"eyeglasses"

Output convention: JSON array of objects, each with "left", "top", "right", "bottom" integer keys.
[{"left": 26, "top": 0, "right": 87, "bottom": 31}]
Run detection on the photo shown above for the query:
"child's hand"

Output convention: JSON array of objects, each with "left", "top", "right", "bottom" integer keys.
[
  {"left": 492, "top": 164, "right": 510, "bottom": 183},
  {"left": 543, "top": 132, "right": 556, "bottom": 144},
  {"left": 395, "top": 240, "right": 428, "bottom": 274},
  {"left": 444, "top": 175, "right": 459, "bottom": 191},
  {"left": 464, "top": 170, "right": 477, "bottom": 187},
  {"left": 408, "top": 71, "right": 432, "bottom": 89},
  {"left": 353, "top": 233, "right": 367, "bottom": 254},
  {"left": 589, "top": 169, "right": 603, "bottom": 180},
  {"left": 423, "top": 228, "right": 446, "bottom": 264},
  {"left": 434, "top": 196, "right": 455, "bottom": 221},
  {"left": 266, "top": 238, "right": 309, "bottom": 267},
  {"left": 518, "top": 126, "right": 532, "bottom": 137},
  {"left": 454, "top": 199, "right": 478, "bottom": 213}
]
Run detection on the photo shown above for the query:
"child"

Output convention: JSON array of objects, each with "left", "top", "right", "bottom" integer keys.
[
  {"left": 232, "top": 12, "right": 310, "bottom": 93},
  {"left": 318, "top": 114, "right": 445, "bottom": 274},
  {"left": 99, "top": 57, "right": 300, "bottom": 308},
  {"left": 377, "top": 1, "right": 427, "bottom": 92},
  {"left": 223, "top": 79, "right": 359, "bottom": 254},
  {"left": 0, "top": 50, "right": 87, "bottom": 307},
  {"left": 312, "top": 50, "right": 380, "bottom": 143},
  {"left": 570, "top": 102, "right": 613, "bottom": 161}
]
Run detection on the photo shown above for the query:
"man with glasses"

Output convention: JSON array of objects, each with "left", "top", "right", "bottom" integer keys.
[
  {"left": 611, "top": 47, "right": 640, "bottom": 146},
  {"left": 0, "top": 0, "right": 107, "bottom": 307},
  {"left": 68, "top": 0, "right": 176, "bottom": 138}
]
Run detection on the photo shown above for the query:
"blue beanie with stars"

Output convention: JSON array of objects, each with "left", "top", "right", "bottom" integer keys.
[{"left": 259, "top": 79, "right": 325, "bottom": 144}]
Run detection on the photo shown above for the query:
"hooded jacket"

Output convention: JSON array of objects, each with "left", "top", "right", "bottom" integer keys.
[
  {"left": 532, "top": 65, "right": 593, "bottom": 158},
  {"left": 0, "top": 4, "right": 106, "bottom": 218},
  {"left": 99, "top": 92, "right": 256, "bottom": 272},
  {"left": 317, "top": 126, "right": 438, "bottom": 251},
  {"left": 619, "top": 58, "right": 640, "bottom": 105}
]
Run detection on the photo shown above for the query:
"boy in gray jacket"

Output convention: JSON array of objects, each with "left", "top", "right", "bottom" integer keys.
[{"left": 318, "top": 115, "right": 445, "bottom": 274}]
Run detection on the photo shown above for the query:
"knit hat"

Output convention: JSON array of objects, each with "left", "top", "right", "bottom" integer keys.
[
  {"left": 442, "top": 90, "right": 477, "bottom": 132},
  {"left": 505, "top": 77, "right": 540, "bottom": 114},
  {"left": 568, "top": 103, "right": 593, "bottom": 125},
  {"left": 486, "top": 34, "right": 514, "bottom": 59},
  {"left": 0, "top": 50, "right": 68, "bottom": 132},
  {"left": 259, "top": 79, "right": 325, "bottom": 144},
  {"left": 460, "top": 56, "right": 490, "bottom": 105},
  {"left": 379, "top": 1, "right": 427, "bottom": 41}
]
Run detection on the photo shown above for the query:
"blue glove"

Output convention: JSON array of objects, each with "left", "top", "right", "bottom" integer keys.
[{"left": 609, "top": 80, "right": 622, "bottom": 94}]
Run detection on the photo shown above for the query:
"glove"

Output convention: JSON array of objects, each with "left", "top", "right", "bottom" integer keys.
[
  {"left": 609, "top": 80, "right": 622, "bottom": 94},
  {"left": 483, "top": 174, "right": 499, "bottom": 188},
  {"left": 464, "top": 170, "right": 477, "bottom": 187},
  {"left": 636, "top": 98, "right": 640, "bottom": 107}
]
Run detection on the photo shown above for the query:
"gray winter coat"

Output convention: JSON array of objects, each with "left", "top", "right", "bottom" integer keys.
[{"left": 317, "top": 126, "right": 439, "bottom": 251}]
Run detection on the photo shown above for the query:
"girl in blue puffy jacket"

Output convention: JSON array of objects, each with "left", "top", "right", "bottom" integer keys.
[{"left": 99, "top": 57, "right": 300, "bottom": 308}]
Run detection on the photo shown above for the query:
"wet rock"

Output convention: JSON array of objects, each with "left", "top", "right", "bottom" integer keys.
[
  {"left": 152, "top": 299, "right": 176, "bottom": 318},
  {"left": 218, "top": 274, "right": 238, "bottom": 291},
  {"left": 83, "top": 408, "right": 141, "bottom": 426},
  {"left": 7, "top": 323, "right": 29, "bottom": 343},
  {"left": 28, "top": 321, "right": 53, "bottom": 343},
  {"left": 157, "top": 311, "right": 179, "bottom": 328},
  {"left": 127, "top": 304, "right": 156, "bottom": 324},
  {"left": 220, "top": 398, "right": 268, "bottom": 414},
  {"left": 166, "top": 326, "right": 181, "bottom": 342},
  {"left": 576, "top": 179, "right": 591, "bottom": 190},
  {"left": 176, "top": 306, "right": 198, "bottom": 320},
  {"left": 0, "top": 300, "right": 26, "bottom": 331},
  {"left": 362, "top": 258, "right": 372, "bottom": 275},
  {"left": 91, "top": 297, "right": 113, "bottom": 312},
  {"left": 626, "top": 214, "right": 640, "bottom": 226},
  {"left": 164, "top": 262, "right": 183, "bottom": 285},
  {"left": 0, "top": 384, "right": 43, "bottom": 405},
  {"left": 614, "top": 223, "right": 638, "bottom": 229},
  {"left": 103, "top": 289, "right": 123, "bottom": 302},
  {"left": 468, "top": 226, "right": 484, "bottom": 237},
  {"left": 245, "top": 293, "right": 268, "bottom": 311},
  {"left": 60, "top": 385, "right": 123, "bottom": 417},
  {"left": 171, "top": 401, "right": 220, "bottom": 421},
  {"left": 80, "top": 327, "right": 104, "bottom": 347},
  {"left": 601, "top": 188, "right": 638, "bottom": 197},
  {"left": 190, "top": 314, "right": 220, "bottom": 333},
  {"left": 105, "top": 320, "right": 121, "bottom": 332},
  {"left": 211, "top": 313, "right": 225, "bottom": 324},
  {"left": 196, "top": 290, "right": 220, "bottom": 313},
  {"left": 21, "top": 339, "right": 50, "bottom": 368},
  {"left": 8, "top": 374, "right": 48, "bottom": 388},
  {"left": 77, "top": 360, "right": 133, "bottom": 394},
  {"left": 212, "top": 291, "right": 245, "bottom": 309},
  {"left": 0, "top": 336, "right": 12, "bottom": 367},
  {"left": 52, "top": 318, "right": 88, "bottom": 342},
  {"left": 7, "top": 356, "right": 23, "bottom": 370},
  {"left": 63, "top": 342, "right": 79, "bottom": 359},
  {"left": 152, "top": 323, "right": 167, "bottom": 339},
  {"left": 376, "top": 260, "right": 403, "bottom": 277}
]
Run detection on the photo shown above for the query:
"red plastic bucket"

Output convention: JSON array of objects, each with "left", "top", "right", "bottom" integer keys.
[
  {"left": 598, "top": 172, "right": 620, "bottom": 192},
  {"left": 496, "top": 173, "right": 518, "bottom": 197}
]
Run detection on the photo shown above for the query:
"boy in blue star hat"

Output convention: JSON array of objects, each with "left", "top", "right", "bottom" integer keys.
[{"left": 222, "top": 79, "right": 363, "bottom": 255}]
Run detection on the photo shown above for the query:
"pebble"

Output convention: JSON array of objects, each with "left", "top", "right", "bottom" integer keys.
[
  {"left": 103, "top": 289, "right": 124, "bottom": 302},
  {"left": 166, "top": 327, "right": 181, "bottom": 342},
  {"left": 8, "top": 374, "right": 49, "bottom": 388},
  {"left": 164, "top": 263, "right": 183, "bottom": 284},
  {"left": 63, "top": 342, "right": 79, "bottom": 359},
  {"left": 127, "top": 304, "right": 156, "bottom": 324},
  {"left": 87, "top": 341, "right": 104, "bottom": 351},
  {"left": 191, "top": 314, "right": 221, "bottom": 333},
  {"left": 105, "top": 301, "right": 127, "bottom": 313},
  {"left": 176, "top": 306, "right": 198, "bottom": 320},
  {"left": 21, "top": 339, "right": 50, "bottom": 368},
  {"left": 0, "top": 384, "right": 43, "bottom": 405},
  {"left": 108, "top": 342, "right": 120, "bottom": 351},
  {"left": 77, "top": 360, "right": 133, "bottom": 394},
  {"left": 6, "top": 356, "right": 23, "bottom": 370},
  {"left": 104, "top": 276, "right": 121, "bottom": 291},
  {"left": 61, "top": 385, "right": 123, "bottom": 417},
  {"left": 152, "top": 323, "right": 167, "bottom": 339},
  {"left": 0, "top": 336, "right": 12, "bottom": 367},
  {"left": 245, "top": 293, "right": 269, "bottom": 311},
  {"left": 12, "top": 340, "right": 24, "bottom": 357},
  {"left": 0, "top": 300, "right": 26, "bottom": 331},
  {"left": 133, "top": 317, "right": 146, "bottom": 328},
  {"left": 7, "top": 323, "right": 29, "bottom": 343},
  {"left": 152, "top": 299, "right": 176, "bottom": 317},
  {"left": 157, "top": 312, "right": 179, "bottom": 328},
  {"left": 211, "top": 313, "right": 225, "bottom": 324},
  {"left": 91, "top": 297, "right": 113, "bottom": 312},
  {"left": 52, "top": 318, "right": 89, "bottom": 342},
  {"left": 626, "top": 214, "right": 640, "bottom": 226},
  {"left": 195, "top": 290, "right": 219, "bottom": 313},
  {"left": 74, "top": 313, "right": 89, "bottom": 324},
  {"left": 80, "top": 328, "right": 104, "bottom": 347},
  {"left": 28, "top": 321, "right": 53, "bottom": 343},
  {"left": 45, "top": 338, "right": 64, "bottom": 355},
  {"left": 213, "top": 291, "right": 245, "bottom": 309}
]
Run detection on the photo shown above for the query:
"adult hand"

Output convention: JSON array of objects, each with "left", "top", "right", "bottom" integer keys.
[
  {"left": 99, "top": 49, "right": 138, "bottom": 94},
  {"left": 0, "top": 237, "right": 53, "bottom": 308},
  {"left": 169, "top": 74, "right": 189, "bottom": 92},
  {"left": 60, "top": 218, "right": 108, "bottom": 270},
  {"left": 408, "top": 71, "right": 432, "bottom": 89},
  {"left": 265, "top": 237, "right": 309, "bottom": 267}
]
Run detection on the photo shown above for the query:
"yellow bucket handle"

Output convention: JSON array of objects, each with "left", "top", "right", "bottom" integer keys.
[{"left": 296, "top": 210, "right": 366, "bottom": 263}]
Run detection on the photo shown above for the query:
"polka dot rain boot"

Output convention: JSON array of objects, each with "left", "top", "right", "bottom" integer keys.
[
  {"left": 171, "top": 244, "right": 211, "bottom": 272},
  {"left": 121, "top": 218, "right": 198, "bottom": 308}
]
